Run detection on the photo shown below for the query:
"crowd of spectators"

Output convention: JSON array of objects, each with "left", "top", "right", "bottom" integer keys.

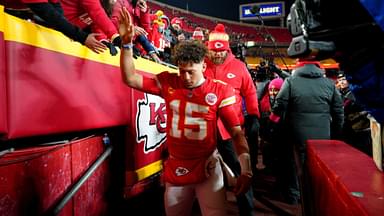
[{"left": 0, "top": 0, "right": 291, "bottom": 66}]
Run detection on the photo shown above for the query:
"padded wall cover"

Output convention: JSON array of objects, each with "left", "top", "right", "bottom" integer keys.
[
  {"left": 0, "top": 6, "right": 7, "bottom": 135},
  {"left": 0, "top": 136, "right": 109, "bottom": 216},
  {"left": 1, "top": 8, "right": 174, "bottom": 139}
]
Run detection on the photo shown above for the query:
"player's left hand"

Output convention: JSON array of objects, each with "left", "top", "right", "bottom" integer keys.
[{"left": 233, "top": 171, "right": 252, "bottom": 195}]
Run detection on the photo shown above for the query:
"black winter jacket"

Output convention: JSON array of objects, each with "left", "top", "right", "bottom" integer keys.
[{"left": 271, "top": 64, "right": 344, "bottom": 151}]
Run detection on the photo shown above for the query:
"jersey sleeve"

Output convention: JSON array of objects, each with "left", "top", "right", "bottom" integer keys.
[
  {"left": 156, "top": 71, "right": 175, "bottom": 97},
  {"left": 218, "top": 84, "right": 236, "bottom": 108},
  {"left": 219, "top": 104, "right": 240, "bottom": 129},
  {"left": 218, "top": 84, "right": 240, "bottom": 129},
  {"left": 142, "top": 75, "right": 161, "bottom": 95}
]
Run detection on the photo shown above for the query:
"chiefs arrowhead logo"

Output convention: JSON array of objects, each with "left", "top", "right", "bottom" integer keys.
[
  {"left": 227, "top": 73, "right": 236, "bottom": 79},
  {"left": 175, "top": 167, "right": 190, "bottom": 176},
  {"left": 214, "top": 42, "right": 224, "bottom": 49},
  {"left": 136, "top": 93, "right": 167, "bottom": 153}
]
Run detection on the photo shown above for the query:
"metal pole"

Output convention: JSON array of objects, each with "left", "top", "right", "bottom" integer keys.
[
  {"left": 52, "top": 145, "right": 113, "bottom": 215},
  {"left": 0, "top": 148, "right": 14, "bottom": 157}
]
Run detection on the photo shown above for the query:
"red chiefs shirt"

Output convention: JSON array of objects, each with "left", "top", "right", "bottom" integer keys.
[
  {"left": 205, "top": 52, "right": 260, "bottom": 139},
  {"left": 61, "top": 0, "right": 117, "bottom": 39},
  {"left": 150, "top": 23, "right": 170, "bottom": 52},
  {"left": 156, "top": 72, "right": 238, "bottom": 159}
]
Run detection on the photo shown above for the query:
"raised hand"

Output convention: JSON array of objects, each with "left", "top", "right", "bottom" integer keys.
[{"left": 119, "top": 7, "right": 135, "bottom": 44}]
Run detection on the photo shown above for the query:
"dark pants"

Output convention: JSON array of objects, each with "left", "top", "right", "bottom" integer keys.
[
  {"left": 135, "top": 34, "right": 157, "bottom": 54},
  {"left": 217, "top": 138, "right": 254, "bottom": 216},
  {"left": 269, "top": 122, "right": 300, "bottom": 205},
  {"left": 276, "top": 143, "right": 300, "bottom": 204}
]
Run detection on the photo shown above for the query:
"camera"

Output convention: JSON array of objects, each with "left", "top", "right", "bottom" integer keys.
[
  {"left": 230, "top": 43, "right": 247, "bottom": 62},
  {"left": 286, "top": 0, "right": 384, "bottom": 123},
  {"left": 286, "top": 0, "right": 382, "bottom": 61}
]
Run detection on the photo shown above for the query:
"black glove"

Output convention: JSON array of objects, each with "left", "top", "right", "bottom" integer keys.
[
  {"left": 102, "top": 40, "right": 118, "bottom": 56},
  {"left": 112, "top": 35, "right": 121, "bottom": 47},
  {"left": 132, "top": 46, "right": 141, "bottom": 59},
  {"left": 244, "top": 115, "right": 260, "bottom": 137}
]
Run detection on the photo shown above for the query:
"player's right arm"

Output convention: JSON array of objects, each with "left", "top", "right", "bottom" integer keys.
[
  {"left": 119, "top": 7, "right": 161, "bottom": 94},
  {"left": 219, "top": 104, "right": 253, "bottom": 195},
  {"left": 218, "top": 85, "right": 253, "bottom": 195}
]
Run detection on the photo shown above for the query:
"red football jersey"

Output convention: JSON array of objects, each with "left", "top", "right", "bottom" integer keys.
[{"left": 157, "top": 72, "right": 237, "bottom": 160}]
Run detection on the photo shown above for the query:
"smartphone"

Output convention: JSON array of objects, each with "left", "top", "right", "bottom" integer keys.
[{"left": 137, "top": 0, "right": 145, "bottom": 7}]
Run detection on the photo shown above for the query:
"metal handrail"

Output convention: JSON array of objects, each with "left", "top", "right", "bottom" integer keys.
[{"left": 48, "top": 145, "right": 113, "bottom": 215}]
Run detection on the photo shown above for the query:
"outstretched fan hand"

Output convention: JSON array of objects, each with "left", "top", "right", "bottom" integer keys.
[{"left": 119, "top": 7, "right": 135, "bottom": 44}]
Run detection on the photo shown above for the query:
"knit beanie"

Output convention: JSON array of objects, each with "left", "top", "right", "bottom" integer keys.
[
  {"left": 155, "top": 10, "right": 163, "bottom": 17},
  {"left": 208, "top": 23, "right": 230, "bottom": 51},
  {"left": 160, "top": 15, "right": 170, "bottom": 29},
  {"left": 268, "top": 78, "right": 284, "bottom": 90},
  {"left": 171, "top": 17, "right": 183, "bottom": 29}
]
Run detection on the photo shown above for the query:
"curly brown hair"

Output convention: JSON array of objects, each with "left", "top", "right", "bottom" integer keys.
[{"left": 172, "top": 40, "right": 207, "bottom": 65}]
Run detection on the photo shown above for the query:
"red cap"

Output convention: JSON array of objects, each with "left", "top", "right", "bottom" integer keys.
[{"left": 171, "top": 17, "right": 183, "bottom": 28}]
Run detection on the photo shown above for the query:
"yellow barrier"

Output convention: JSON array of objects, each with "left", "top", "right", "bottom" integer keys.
[{"left": 0, "top": 5, "right": 176, "bottom": 74}]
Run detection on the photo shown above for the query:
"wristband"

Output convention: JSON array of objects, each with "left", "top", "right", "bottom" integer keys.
[{"left": 122, "top": 43, "right": 134, "bottom": 50}]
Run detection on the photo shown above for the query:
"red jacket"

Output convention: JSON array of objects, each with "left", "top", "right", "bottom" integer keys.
[
  {"left": 260, "top": 90, "right": 271, "bottom": 114},
  {"left": 110, "top": 0, "right": 151, "bottom": 33},
  {"left": 61, "top": 0, "right": 117, "bottom": 40},
  {"left": 205, "top": 53, "right": 260, "bottom": 139}
]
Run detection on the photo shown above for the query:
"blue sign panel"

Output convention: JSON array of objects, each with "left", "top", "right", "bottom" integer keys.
[{"left": 240, "top": 2, "right": 285, "bottom": 20}]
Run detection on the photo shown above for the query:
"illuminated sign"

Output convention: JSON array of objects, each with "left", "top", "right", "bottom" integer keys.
[{"left": 239, "top": 2, "right": 285, "bottom": 20}]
